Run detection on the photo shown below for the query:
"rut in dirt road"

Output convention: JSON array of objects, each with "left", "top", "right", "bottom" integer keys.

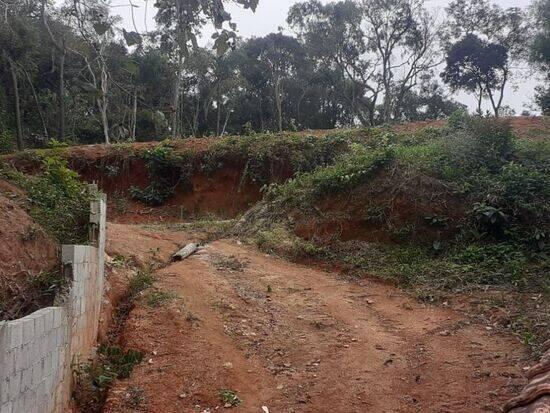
[{"left": 104, "top": 225, "right": 527, "bottom": 413}]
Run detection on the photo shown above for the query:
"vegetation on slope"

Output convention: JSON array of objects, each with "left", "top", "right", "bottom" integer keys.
[
  {"left": 236, "top": 114, "right": 550, "bottom": 351},
  {"left": 0, "top": 155, "right": 97, "bottom": 320},
  {"left": 1, "top": 155, "right": 96, "bottom": 244}
]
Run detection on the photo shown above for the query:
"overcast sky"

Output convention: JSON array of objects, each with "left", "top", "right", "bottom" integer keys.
[{"left": 110, "top": 0, "right": 540, "bottom": 114}]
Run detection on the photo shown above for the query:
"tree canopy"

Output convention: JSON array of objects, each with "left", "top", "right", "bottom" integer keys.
[{"left": 0, "top": 0, "right": 543, "bottom": 151}]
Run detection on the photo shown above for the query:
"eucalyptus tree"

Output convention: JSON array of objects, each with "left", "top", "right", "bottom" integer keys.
[
  {"left": 443, "top": 0, "right": 529, "bottom": 116},
  {"left": 531, "top": 0, "right": 550, "bottom": 113},
  {"left": 64, "top": 0, "right": 121, "bottom": 143},
  {"left": 288, "top": 0, "right": 379, "bottom": 126},
  {"left": 361, "top": 0, "right": 441, "bottom": 123},
  {"left": 154, "top": 0, "right": 259, "bottom": 138},
  {"left": 242, "top": 33, "right": 305, "bottom": 132},
  {"left": 41, "top": 0, "right": 69, "bottom": 140}
]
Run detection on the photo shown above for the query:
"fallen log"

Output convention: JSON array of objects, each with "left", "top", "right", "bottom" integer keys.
[{"left": 172, "top": 243, "right": 199, "bottom": 261}]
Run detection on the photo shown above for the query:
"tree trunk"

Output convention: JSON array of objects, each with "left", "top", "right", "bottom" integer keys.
[
  {"left": 21, "top": 67, "right": 49, "bottom": 141},
  {"left": 98, "top": 65, "right": 110, "bottom": 144},
  {"left": 216, "top": 84, "right": 222, "bottom": 136},
  {"left": 275, "top": 78, "right": 283, "bottom": 132},
  {"left": 476, "top": 84, "right": 483, "bottom": 116},
  {"left": 58, "top": 50, "right": 66, "bottom": 140},
  {"left": 8, "top": 58, "right": 23, "bottom": 151},
  {"left": 221, "top": 109, "right": 231, "bottom": 136},
  {"left": 130, "top": 88, "right": 138, "bottom": 141}
]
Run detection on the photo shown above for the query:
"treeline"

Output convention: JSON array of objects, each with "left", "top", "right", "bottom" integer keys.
[{"left": 0, "top": 0, "right": 548, "bottom": 150}]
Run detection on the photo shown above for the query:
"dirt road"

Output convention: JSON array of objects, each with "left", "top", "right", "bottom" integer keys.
[{"left": 103, "top": 224, "right": 527, "bottom": 413}]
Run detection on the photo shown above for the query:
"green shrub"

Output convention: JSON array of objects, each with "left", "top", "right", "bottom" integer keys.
[
  {"left": 442, "top": 117, "right": 515, "bottom": 173},
  {"left": 0, "top": 156, "right": 95, "bottom": 244},
  {"left": 0, "top": 129, "right": 16, "bottom": 153},
  {"left": 131, "top": 145, "right": 193, "bottom": 205},
  {"left": 265, "top": 146, "right": 393, "bottom": 206}
]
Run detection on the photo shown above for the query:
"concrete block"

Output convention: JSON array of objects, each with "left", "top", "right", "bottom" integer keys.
[
  {"left": 11, "top": 398, "right": 23, "bottom": 413},
  {"left": 52, "top": 309, "right": 63, "bottom": 330},
  {"left": 15, "top": 349, "right": 28, "bottom": 372},
  {"left": 2, "top": 352, "right": 15, "bottom": 377},
  {"left": 33, "top": 315, "right": 44, "bottom": 338},
  {"left": 61, "top": 245, "right": 76, "bottom": 265},
  {"left": 0, "top": 402, "right": 12, "bottom": 413},
  {"left": 42, "top": 310, "right": 53, "bottom": 333},
  {"left": 1, "top": 376, "right": 9, "bottom": 404},
  {"left": 43, "top": 354, "right": 51, "bottom": 376},
  {"left": 20, "top": 369, "right": 31, "bottom": 393},
  {"left": 23, "top": 389, "right": 37, "bottom": 413},
  {"left": 8, "top": 372, "right": 20, "bottom": 400},
  {"left": 7, "top": 322, "right": 23, "bottom": 350},
  {"left": 21, "top": 319, "right": 34, "bottom": 345}
]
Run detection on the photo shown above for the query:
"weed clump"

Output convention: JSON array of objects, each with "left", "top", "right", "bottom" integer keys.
[
  {"left": 1, "top": 155, "right": 96, "bottom": 244},
  {"left": 74, "top": 346, "right": 144, "bottom": 412}
]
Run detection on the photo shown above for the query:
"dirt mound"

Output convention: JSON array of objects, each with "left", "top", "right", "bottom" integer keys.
[
  {"left": 0, "top": 180, "right": 59, "bottom": 319},
  {"left": 236, "top": 163, "right": 463, "bottom": 247}
]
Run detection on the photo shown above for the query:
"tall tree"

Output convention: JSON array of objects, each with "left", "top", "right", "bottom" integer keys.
[
  {"left": 444, "top": 0, "right": 529, "bottom": 116},
  {"left": 154, "top": 0, "right": 259, "bottom": 138},
  {"left": 362, "top": 0, "right": 441, "bottom": 123},
  {"left": 288, "top": 0, "right": 379, "bottom": 126},
  {"left": 441, "top": 34, "right": 509, "bottom": 116},
  {"left": 0, "top": 2, "right": 40, "bottom": 150},
  {"left": 41, "top": 0, "right": 68, "bottom": 141},
  {"left": 531, "top": 0, "right": 550, "bottom": 114},
  {"left": 243, "top": 34, "right": 305, "bottom": 132}
]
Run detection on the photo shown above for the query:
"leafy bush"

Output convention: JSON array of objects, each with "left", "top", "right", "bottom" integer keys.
[
  {"left": 0, "top": 129, "right": 16, "bottom": 153},
  {"left": 26, "top": 157, "right": 95, "bottom": 243},
  {"left": 0, "top": 156, "right": 95, "bottom": 244},
  {"left": 265, "top": 146, "right": 393, "bottom": 206},
  {"left": 442, "top": 117, "right": 515, "bottom": 173},
  {"left": 131, "top": 144, "right": 193, "bottom": 205}
]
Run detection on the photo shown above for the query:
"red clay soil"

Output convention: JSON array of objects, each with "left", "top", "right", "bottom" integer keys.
[
  {"left": 294, "top": 170, "right": 464, "bottom": 244},
  {"left": 394, "top": 116, "right": 550, "bottom": 140},
  {"left": 102, "top": 224, "right": 529, "bottom": 413},
  {"left": 109, "top": 165, "right": 269, "bottom": 224},
  {"left": 0, "top": 180, "right": 58, "bottom": 318}
]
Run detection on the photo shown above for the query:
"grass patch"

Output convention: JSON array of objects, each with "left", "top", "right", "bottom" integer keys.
[
  {"left": 128, "top": 268, "right": 155, "bottom": 297},
  {"left": 255, "top": 225, "right": 324, "bottom": 259},
  {"left": 219, "top": 389, "right": 241, "bottom": 407},
  {"left": 74, "top": 346, "right": 144, "bottom": 412},
  {"left": 145, "top": 290, "right": 178, "bottom": 308}
]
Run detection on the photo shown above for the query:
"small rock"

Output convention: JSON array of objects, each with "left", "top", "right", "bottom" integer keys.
[
  {"left": 276, "top": 384, "right": 284, "bottom": 390},
  {"left": 439, "top": 330, "right": 450, "bottom": 336},
  {"left": 148, "top": 358, "right": 153, "bottom": 364},
  {"left": 262, "top": 407, "right": 270, "bottom": 413},
  {"left": 223, "top": 362, "right": 234, "bottom": 370},
  {"left": 179, "top": 393, "right": 187, "bottom": 399},
  {"left": 224, "top": 403, "right": 232, "bottom": 408}
]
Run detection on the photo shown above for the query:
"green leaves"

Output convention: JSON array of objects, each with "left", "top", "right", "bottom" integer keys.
[
  {"left": 92, "top": 22, "right": 110, "bottom": 36},
  {"left": 123, "top": 29, "right": 142, "bottom": 47}
]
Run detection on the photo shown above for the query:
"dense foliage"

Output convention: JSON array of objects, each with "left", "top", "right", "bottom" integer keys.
[
  {"left": 246, "top": 116, "right": 549, "bottom": 296},
  {"left": 0, "top": 156, "right": 96, "bottom": 243},
  {"left": 0, "top": 0, "right": 544, "bottom": 150}
]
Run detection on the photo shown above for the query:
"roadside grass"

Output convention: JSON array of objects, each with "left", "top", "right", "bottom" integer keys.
[{"left": 145, "top": 290, "right": 178, "bottom": 308}]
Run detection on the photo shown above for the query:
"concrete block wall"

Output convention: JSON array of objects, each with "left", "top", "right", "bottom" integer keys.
[{"left": 0, "top": 194, "right": 107, "bottom": 413}]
